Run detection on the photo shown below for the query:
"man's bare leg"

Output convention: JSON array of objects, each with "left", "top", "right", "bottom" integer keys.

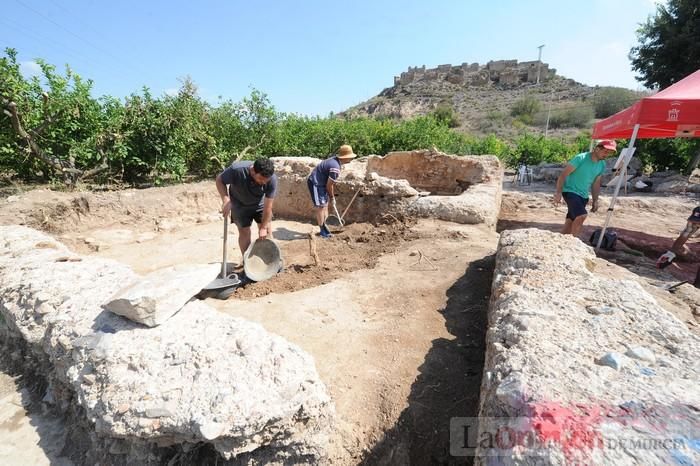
[
  {"left": 315, "top": 206, "right": 328, "bottom": 228},
  {"left": 561, "top": 218, "right": 573, "bottom": 234},
  {"left": 237, "top": 226, "right": 252, "bottom": 257},
  {"left": 570, "top": 215, "right": 587, "bottom": 237}
]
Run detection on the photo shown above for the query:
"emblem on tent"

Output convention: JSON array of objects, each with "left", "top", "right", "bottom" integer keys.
[{"left": 667, "top": 108, "right": 680, "bottom": 122}]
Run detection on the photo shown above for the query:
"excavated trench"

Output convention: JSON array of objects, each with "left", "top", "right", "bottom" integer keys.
[{"left": 0, "top": 151, "right": 503, "bottom": 465}]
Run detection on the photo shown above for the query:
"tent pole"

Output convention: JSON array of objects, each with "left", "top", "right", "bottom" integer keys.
[{"left": 595, "top": 124, "right": 640, "bottom": 251}]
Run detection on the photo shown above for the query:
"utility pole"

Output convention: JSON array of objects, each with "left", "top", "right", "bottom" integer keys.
[
  {"left": 536, "top": 44, "right": 545, "bottom": 84},
  {"left": 545, "top": 89, "right": 554, "bottom": 137}
]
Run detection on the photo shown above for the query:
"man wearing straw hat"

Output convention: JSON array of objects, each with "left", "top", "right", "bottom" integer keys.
[
  {"left": 553, "top": 140, "right": 617, "bottom": 236},
  {"left": 307, "top": 144, "right": 357, "bottom": 238}
]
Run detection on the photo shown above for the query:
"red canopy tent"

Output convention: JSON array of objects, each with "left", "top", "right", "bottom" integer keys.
[
  {"left": 590, "top": 69, "right": 700, "bottom": 250},
  {"left": 593, "top": 68, "right": 700, "bottom": 140}
]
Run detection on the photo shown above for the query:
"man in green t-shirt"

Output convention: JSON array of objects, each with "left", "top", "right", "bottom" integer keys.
[{"left": 553, "top": 140, "right": 617, "bottom": 236}]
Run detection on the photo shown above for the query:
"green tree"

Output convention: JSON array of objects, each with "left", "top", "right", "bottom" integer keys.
[
  {"left": 211, "top": 89, "right": 279, "bottom": 163},
  {"left": 165, "top": 76, "right": 217, "bottom": 177},
  {"left": 629, "top": 0, "right": 700, "bottom": 89},
  {"left": 1, "top": 47, "right": 107, "bottom": 185},
  {"left": 593, "top": 87, "right": 643, "bottom": 118},
  {"left": 629, "top": 0, "right": 700, "bottom": 173},
  {"left": 507, "top": 133, "right": 580, "bottom": 167}
]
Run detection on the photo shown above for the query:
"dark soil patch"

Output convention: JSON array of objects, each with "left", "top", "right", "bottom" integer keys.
[{"left": 232, "top": 219, "right": 420, "bottom": 299}]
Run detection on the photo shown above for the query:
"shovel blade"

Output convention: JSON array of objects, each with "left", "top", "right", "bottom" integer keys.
[
  {"left": 325, "top": 215, "right": 343, "bottom": 227},
  {"left": 202, "top": 273, "right": 241, "bottom": 291}
]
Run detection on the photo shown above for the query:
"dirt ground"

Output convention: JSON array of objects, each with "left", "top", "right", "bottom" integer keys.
[
  {"left": 231, "top": 218, "right": 422, "bottom": 299},
  {"left": 1, "top": 179, "right": 699, "bottom": 464},
  {"left": 0, "top": 357, "right": 71, "bottom": 465},
  {"left": 0, "top": 183, "right": 498, "bottom": 465}
]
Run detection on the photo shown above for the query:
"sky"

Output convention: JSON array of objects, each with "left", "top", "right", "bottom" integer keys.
[{"left": 2, "top": 0, "right": 665, "bottom": 116}]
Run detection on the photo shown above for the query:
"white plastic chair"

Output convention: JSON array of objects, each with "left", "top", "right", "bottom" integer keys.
[{"left": 517, "top": 164, "right": 533, "bottom": 185}]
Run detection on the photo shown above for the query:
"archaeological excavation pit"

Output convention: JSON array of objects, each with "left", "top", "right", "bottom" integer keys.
[
  {"left": 4, "top": 151, "right": 697, "bottom": 465},
  {"left": 0, "top": 150, "right": 505, "bottom": 465}
]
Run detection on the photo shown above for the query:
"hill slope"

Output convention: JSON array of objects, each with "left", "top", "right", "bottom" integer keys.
[{"left": 342, "top": 60, "right": 642, "bottom": 139}]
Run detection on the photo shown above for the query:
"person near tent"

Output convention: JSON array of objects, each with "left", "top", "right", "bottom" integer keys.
[
  {"left": 588, "top": 69, "right": 699, "bottom": 252},
  {"left": 553, "top": 140, "right": 618, "bottom": 236},
  {"left": 307, "top": 144, "right": 357, "bottom": 238},
  {"left": 656, "top": 206, "right": 700, "bottom": 269}
]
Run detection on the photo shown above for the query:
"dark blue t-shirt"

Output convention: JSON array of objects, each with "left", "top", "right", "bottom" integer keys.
[
  {"left": 309, "top": 156, "right": 341, "bottom": 186},
  {"left": 220, "top": 161, "right": 277, "bottom": 208}
]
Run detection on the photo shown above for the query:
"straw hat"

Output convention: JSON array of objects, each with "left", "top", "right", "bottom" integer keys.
[{"left": 337, "top": 144, "right": 357, "bottom": 160}]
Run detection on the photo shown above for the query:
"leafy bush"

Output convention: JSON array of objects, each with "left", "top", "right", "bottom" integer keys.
[
  {"left": 3, "top": 49, "right": 699, "bottom": 184},
  {"left": 634, "top": 138, "right": 700, "bottom": 173},
  {"left": 430, "top": 104, "right": 460, "bottom": 128},
  {"left": 547, "top": 105, "right": 594, "bottom": 129},
  {"left": 510, "top": 95, "right": 542, "bottom": 124},
  {"left": 1, "top": 48, "right": 107, "bottom": 182},
  {"left": 503, "top": 133, "right": 590, "bottom": 167},
  {"left": 593, "top": 87, "right": 642, "bottom": 118}
]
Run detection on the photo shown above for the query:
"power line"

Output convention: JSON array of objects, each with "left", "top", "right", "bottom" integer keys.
[
  {"left": 45, "top": 0, "right": 122, "bottom": 54},
  {"left": 0, "top": 17, "right": 118, "bottom": 76},
  {"left": 0, "top": 20, "right": 140, "bottom": 93},
  {"left": 12, "top": 0, "right": 147, "bottom": 78}
]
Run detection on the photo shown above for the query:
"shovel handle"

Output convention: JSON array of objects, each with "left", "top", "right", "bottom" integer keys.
[
  {"left": 340, "top": 189, "right": 361, "bottom": 221},
  {"left": 222, "top": 213, "right": 228, "bottom": 279},
  {"left": 667, "top": 280, "right": 688, "bottom": 292},
  {"left": 333, "top": 202, "right": 342, "bottom": 220}
]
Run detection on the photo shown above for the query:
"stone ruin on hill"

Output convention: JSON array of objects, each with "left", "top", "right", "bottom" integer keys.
[{"left": 393, "top": 59, "right": 558, "bottom": 88}]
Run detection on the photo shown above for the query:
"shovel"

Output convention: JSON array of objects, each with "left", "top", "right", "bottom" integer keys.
[
  {"left": 201, "top": 212, "right": 241, "bottom": 298},
  {"left": 326, "top": 201, "right": 345, "bottom": 228},
  {"left": 664, "top": 280, "right": 688, "bottom": 293},
  {"left": 325, "top": 189, "right": 360, "bottom": 230}
]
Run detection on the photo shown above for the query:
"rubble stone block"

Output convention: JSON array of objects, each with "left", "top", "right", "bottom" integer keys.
[
  {"left": 0, "top": 226, "right": 335, "bottom": 464},
  {"left": 476, "top": 229, "right": 700, "bottom": 465},
  {"left": 104, "top": 263, "right": 220, "bottom": 327}
]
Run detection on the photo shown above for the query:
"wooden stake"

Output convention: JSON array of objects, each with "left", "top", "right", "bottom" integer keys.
[
  {"left": 308, "top": 230, "right": 320, "bottom": 266},
  {"left": 409, "top": 249, "right": 438, "bottom": 271}
]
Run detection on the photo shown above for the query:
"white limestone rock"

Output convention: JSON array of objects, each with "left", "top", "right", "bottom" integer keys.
[
  {"left": 476, "top": 229, "right": 700, "bottom": 465},
  {"left": 0, "top": 225, "right": 335, "bottom": 464},
  {"left": 104, "top": 263, "right": 220, "bottom": 327}
]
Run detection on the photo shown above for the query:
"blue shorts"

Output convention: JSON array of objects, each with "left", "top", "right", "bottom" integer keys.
[
  {"left": 307, "top": 177, "right": 329, "bottom": 207},
  {"left": 563, "top": 192, "right": 589, "bottom": 220},
  {"left": 231, "top": 204, "right": 263, "bottom": 228}
]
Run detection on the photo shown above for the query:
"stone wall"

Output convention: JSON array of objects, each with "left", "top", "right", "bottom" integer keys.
[
  {"left": 474, "top": 229, "right": 699, "bottom": 464},
  {"left": 366, "top": 150, "right": 493, "bottom": 194},
  {"left": 0, "top": 226, "right": 335, "bottom": 464},
  {"left": 394, "top": 59, "right": 556, "bottom": 88},
  {"left": 271, "top": 157, "right": 420, "bottom": 225},
  {"left": 272, "top": 151, "right": 503, "bottom": 227}
]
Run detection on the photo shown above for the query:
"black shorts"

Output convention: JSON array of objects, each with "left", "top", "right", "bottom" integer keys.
[
  {"left": 563, "top": 192, "right": 589, "bottom": 220},
  {"left": 231, "top": 204, "right": 263, "bottom": 228}
]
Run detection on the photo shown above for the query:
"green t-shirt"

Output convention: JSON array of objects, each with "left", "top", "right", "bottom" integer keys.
[{"left": 562, "top": 152, "right": 605, "bottom": 199}]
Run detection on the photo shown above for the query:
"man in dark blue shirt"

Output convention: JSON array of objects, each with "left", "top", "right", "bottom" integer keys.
[
  {"left": 307, "top": 144, "right": 356, "bottom": 237},
  {"left": 216, "top": 158, "right": 277, "bottom": 257}
]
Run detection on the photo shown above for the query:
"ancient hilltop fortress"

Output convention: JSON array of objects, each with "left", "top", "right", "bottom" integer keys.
[{"left": 394, "top": 59, "right": 557, "bottom": 87}]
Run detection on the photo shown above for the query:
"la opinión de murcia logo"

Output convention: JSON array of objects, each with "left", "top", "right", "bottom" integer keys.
[{"left": 668, "top": 108, "right": 680, "bottom": 122}]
